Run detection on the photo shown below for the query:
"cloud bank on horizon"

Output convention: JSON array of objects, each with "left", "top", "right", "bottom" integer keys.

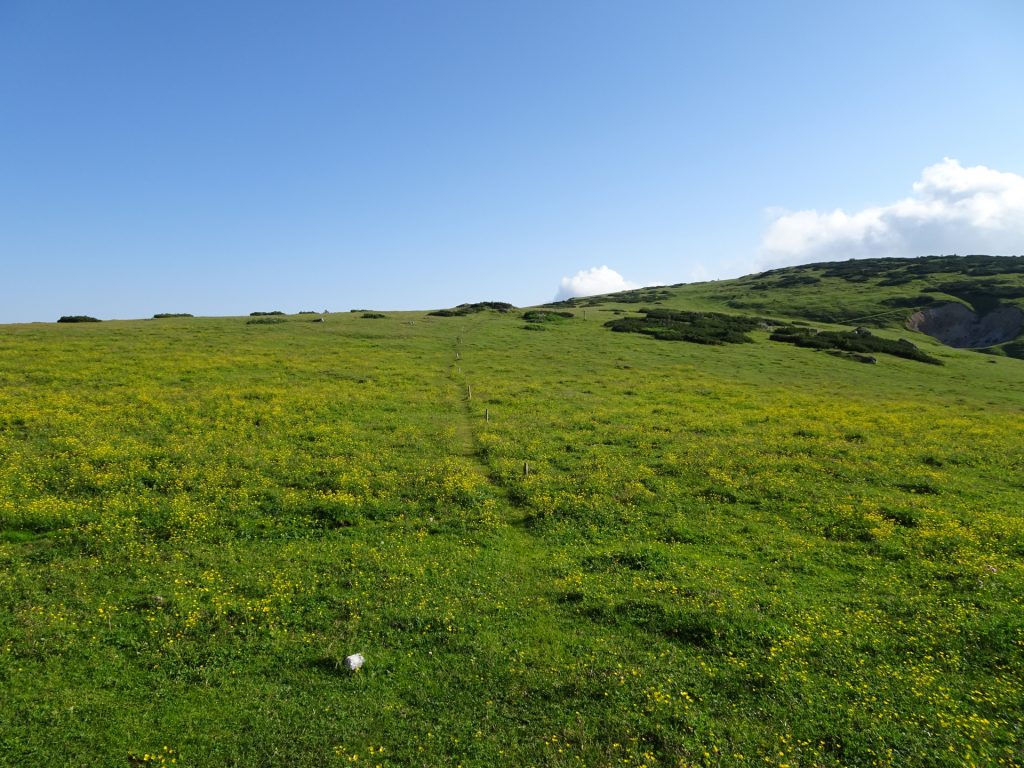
[
  {"left": 555, "top": 266, "right": 640, "bottom": 300},
  {"left": 761, "top": 159, "right": 1024, "bottom": 267}
]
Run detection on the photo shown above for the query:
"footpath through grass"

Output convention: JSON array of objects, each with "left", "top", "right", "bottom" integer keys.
[{"left": 0, "top": 309, "right": 1022, "bottom": 767}]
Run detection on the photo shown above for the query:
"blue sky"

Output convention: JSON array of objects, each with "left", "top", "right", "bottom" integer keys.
[{"left": 2, "top": 1, "right": 1023, "bottom": 322}]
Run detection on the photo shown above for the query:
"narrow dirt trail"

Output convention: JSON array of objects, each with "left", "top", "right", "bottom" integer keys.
[
  {"left": 438, "top": 319, "right": 545, "bottom": 533},
  {"left": 442, "top": 322, "right": 497, "bottom": 479}
]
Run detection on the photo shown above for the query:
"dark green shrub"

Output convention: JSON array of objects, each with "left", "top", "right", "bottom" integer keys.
[
  {"left": 769, "top": 326, "right": 943, "bottom": 364},
  {"left": 361, "top": 312, "right": 387, "bottom": 319},
  {"left": 57, "top": 315, "right": 100, "bottom": 323},
  {"left": 605, "top": 308, "right": 772, "bottom": 345},
  {"left": 249, "top": 311, "right": 285, "bottom": 316},
  {"left": 428, "top": 302, "right": 515, "bottom": 317},
  {"left": 749, "top": 274, "right": 821, "bottom": 290},
  {"left": 522, "top": 310, "right": 574, "bottom": 323},
  {"left": 246, "top": 317, "right": 287, "bottom": 325},
  {"left": 152, "top": 313, "right": 193, "bottom": 319},
  {"left": 590, "top": 287, "right": 672, "bottom": 304}
]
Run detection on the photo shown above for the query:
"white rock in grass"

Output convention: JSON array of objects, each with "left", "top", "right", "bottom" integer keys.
[{"left": 344, "top": 653, "right": 365, "bottom": 671}]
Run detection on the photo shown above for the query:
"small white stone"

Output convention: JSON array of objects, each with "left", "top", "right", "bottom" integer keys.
[{"left": 343, "top": 653, "right": 365, "bottom": 671}]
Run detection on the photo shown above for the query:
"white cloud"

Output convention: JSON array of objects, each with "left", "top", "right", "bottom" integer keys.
[
  {"left": 555, "top": 266, "right": 639, "bottom": 300},
  {"left": 760, "top": 158, "right": 1024, "bottom": 267}
]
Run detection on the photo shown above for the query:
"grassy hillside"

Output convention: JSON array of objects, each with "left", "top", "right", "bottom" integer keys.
[
  {"left": 554, "top": 255, "right": 1024, "bottom": 357},
  {"left": 1, "top": 262, "right": 1023, "bottom": 767}
]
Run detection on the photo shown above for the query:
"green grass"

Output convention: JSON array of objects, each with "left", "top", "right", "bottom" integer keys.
[{"left": 1, "top": 274, "right": 1023, "bottom": 767}]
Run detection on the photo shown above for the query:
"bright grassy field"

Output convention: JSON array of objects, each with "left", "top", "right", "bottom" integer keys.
[{"left": 1, "top": 307, "right": 1022, "bottom": 767}]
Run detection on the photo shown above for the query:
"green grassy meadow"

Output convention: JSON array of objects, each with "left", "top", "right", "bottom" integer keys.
[{"left": 2, "top": 267, "right": 1023, "bottom": 767}]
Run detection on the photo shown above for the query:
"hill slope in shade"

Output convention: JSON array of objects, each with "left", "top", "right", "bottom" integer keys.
[{"left": 0, "top": 255, "right": 1022, "bottom": 767}]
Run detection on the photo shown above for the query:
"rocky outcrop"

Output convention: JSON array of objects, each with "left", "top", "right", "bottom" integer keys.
[{"left": 906, "top": 302, "right": 1024, "bottom": 348}]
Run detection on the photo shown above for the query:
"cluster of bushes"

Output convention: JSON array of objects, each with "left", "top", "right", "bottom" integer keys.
[
  {"left": 749, "top": 274, "right": 821, "bottom": 290},
  {"left": 361, "top": 312, "right": 387, "bottom": 319},
  {"left": 597, "top": 287, "right": 673, "bottom": 304},
  {"left": 522, "top": 310, "right": 573, "bottom": 323},
  {"left": 818, "top": 255, "right": 1024, "bottom": 284},
  {"left": 769, "top": 326, "right": 943, "bottom": 365},
  {"left": 547, "top": 288, "right": 673, "bottom": 309},
  {"left": 726, "top": 300, "right": 894, "bottom": 327},
  {"left": 57, "top": 316, "right": 100, "bottom": 323},
  {"left": 428, "top": 302, "right": 515, "bottom": 317},
  {"left": 605, "top": 309, "right": 768, "bottom": 345},
  {"left": 152, "top": 313, "right": 193, "bottom": 319},
  {"left": 246, "top": 317, "right": 287, "bottom": 325},
  {"left": 249, "top": 311, "right": 285, "bottom": 317},
  {"left": 751, "top": 256, "right": 1024, "bottom": 295}
]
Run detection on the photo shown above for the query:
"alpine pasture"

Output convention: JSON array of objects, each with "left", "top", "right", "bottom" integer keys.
[{"left": 1, "top": 259, "right": 1022, "bottom": 767}]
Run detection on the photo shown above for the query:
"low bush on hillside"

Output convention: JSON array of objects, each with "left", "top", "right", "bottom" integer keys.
[
  {"left": 246, "top": 317, "right": 287, "bottom": 325},
  {"left": 361, "top": 312, "right": 387, "bottom": 319},
  {"left": 545, "top": 288, "right": 673, "bottom": 308},
  {"left": 605, "top": 308, "right": 769, "bottom": 345},
  {"left": 595, "top": 287, "right": 673, "bottom": 304},
  {"left": 769, "top": 326, "right": 943, "bottom": 364},
  {"left": 428, "top": 302, "right": 515, "bottom": 317},
  {"left": 249, "top": 311, "right": 285, "bottom": 316},
  {"left": 57, "top": 315, "right": 100, "bottom": 323},
  {"left": 749, "top": 274, "right": 821, "bottom": 290},
  {"left": 522, "top": 310, "right": 574, "bottom": 323},
  {"left": 152, "top": 313, "right": 193, "bottom": 319}
]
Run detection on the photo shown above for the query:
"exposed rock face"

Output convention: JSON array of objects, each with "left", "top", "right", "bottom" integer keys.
[{"left": 907, "top": 302, "right": 1024, "bottom": 348}]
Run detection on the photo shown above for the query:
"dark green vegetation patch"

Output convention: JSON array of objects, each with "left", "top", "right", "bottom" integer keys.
[
  {"left": 547, "top": 286, "right": 673, "bottom": 308},
  {"left": 428, "top": 301, "right": 516, "bottom": 317},
  {"left": 249, "top": 310, "right": 285, "bottom": 316},
  {"left": 152, "top": 313, "right": 194, "bottom": 319},
  {"left": 522, "top": 310, "right": 574, "bottom": 323},
  {"left": 245, "top": 316, "right": 287, "bottom": 325},
  {"left": 57, "top": 315, "right": 101, "bottom": 323},
  {"left": 360, "top": 312, "right": 387, "bottom": 319},
  {"left": 769, "top": 326, "right": 943, "bottom": 364},
  {"left": 605, "top": 308, "right": 769, "bottom": 344}
]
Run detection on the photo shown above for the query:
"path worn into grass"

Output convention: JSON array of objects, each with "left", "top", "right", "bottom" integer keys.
[{"left": 444, "top": 322, "right": 508, "bottom": 489}]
